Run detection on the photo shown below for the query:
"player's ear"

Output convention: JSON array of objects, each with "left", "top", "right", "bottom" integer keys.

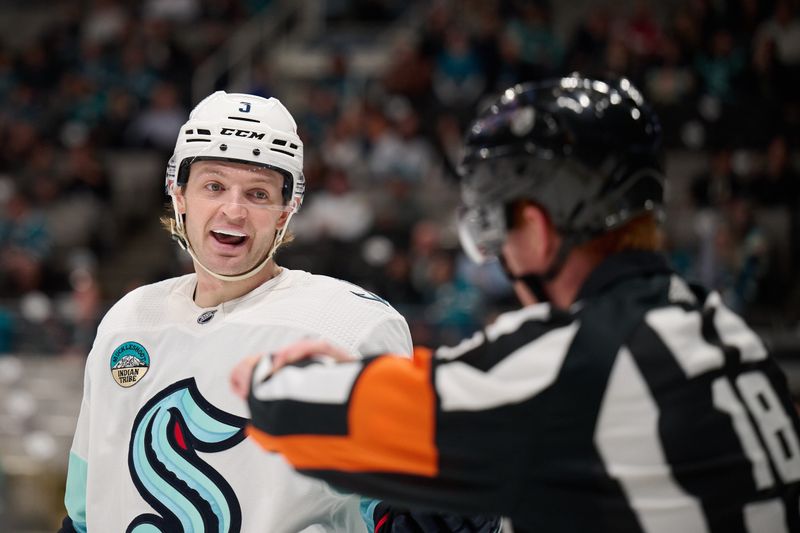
[
  {"left": 276, "top": 210, "right": 290, "bottom": 229},
  {"left": 173, "top": 186, "right": 187, "bottom": 215}
]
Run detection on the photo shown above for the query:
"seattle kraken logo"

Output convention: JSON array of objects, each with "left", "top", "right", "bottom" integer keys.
[{"left": 127, "top": 378, "right": 246, "bottom": 533}]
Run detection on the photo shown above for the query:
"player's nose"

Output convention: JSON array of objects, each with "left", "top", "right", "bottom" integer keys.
[{"left": 220, "top": 198, "right": 247, "bottom": 220}]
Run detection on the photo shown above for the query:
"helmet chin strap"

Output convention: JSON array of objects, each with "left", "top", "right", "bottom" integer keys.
[
  {"left": 169, "top": 195, "right": 291, "bottom": 283},
  {"left": 499, "top": 234, "right": 578, "bottom": 304}
]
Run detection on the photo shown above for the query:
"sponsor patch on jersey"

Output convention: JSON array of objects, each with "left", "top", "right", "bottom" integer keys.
[{"left": 110, "top": 341, "right": 150, "bottom": 388}]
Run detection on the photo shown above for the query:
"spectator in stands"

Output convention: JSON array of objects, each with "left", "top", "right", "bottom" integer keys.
[
  {"left": 364, "top": 105, "right": 405, "bottom": 180},
  {"left": 755, "top": 0, "right": 800, "bottom": 70},
  {"left": 503, "top": 1, "right": 563, "bottom": 79},
  {"left": 622, "top": 0, "right": 663, "bottom": 66},
  {"left": 292, "top": 167, "right": 374, "bottom": 243},
  {"left": 750, "top": 135, "right": 800, "bottom": 275},
  {"left": 82, "top": 0, "right": 129, "bottom": 46},
  {"left": 320, "top": 108, "right": 365, "bottom": 175},
  {"left": 116, "top": 41, "right": 160, "bottom": 105},
  {"left": 373, "top": 249, "right": 423, "bottom": 309},
  {"left": 385, "top": 97, "right": 435, "bottom": 182},
  {"left": 423, "top": 250, "right": 483, "bottom": 346},
  {"left": 0, "top": 180, "right": 51, "bottom": 297},
  {"left": 407, "top": 219, "right": 446, "bottom": 297},
  {"left": 468, "top": 1, "right": 504, "bottom": 93},
  {"left": 381, "top": 35, "right": 433, "bottom": 109},
  {"left": 643, "top": 35, "right": 696, "bottom": 147},
  {"left": 62, "top": 142, "right": 111, "bottom": 204},
  {"left": 751, "top": 135, "right": 799, "bottom": 208},
  {"left": 690, "top": 147, "right": 745, "bottom": 209},
  {"left": 125, "top": 81, "right": 187, "bottom": 153},
  {"left": 15, "top": 42, "right": 60, "bottom": 93},
  {"left": 743, "top": 35, "right": 787, "bottom": 145},
  {"left": 61, "top": 266, "right": 103, "bottom": 358},
  {"left": 96, "top": 88, "right": 138, "bottom": 148},
  {"left": 565, "top": 6, "right": 611, "bottom": 78},
  {"left": 53, "top": 141, "right": 114, "bottom": 255},
  {"left": 431, "top": 27, "right": 486, "bottom": 112},
  {"left": 0, "top": 46, "right": 16, "bottom": 100},
  {"left": 716, "top": 196, "right": 771, "bottom": 315}
]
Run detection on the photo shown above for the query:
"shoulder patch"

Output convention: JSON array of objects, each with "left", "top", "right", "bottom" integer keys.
[{"left": 110, "top": 341, "right": 150, "bottom": 388}]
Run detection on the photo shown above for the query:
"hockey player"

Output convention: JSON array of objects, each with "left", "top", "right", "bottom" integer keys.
[
  {"left": 235, "top": 76, "right": 800, "bottom": 532},
  {"left": 59, "top": 91, "right": 497, "bottom": 533}
]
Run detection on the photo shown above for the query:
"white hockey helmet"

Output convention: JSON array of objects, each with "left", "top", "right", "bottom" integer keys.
[
  {"left": 165, "top": 91, "right": 306, "bottom": 281},
  {"left": 166, "top": 90, "right": 305, "bottom": 206}
]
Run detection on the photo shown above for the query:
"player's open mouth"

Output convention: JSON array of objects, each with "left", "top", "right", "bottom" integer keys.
[{"left": 211, "top": 229, "right": 248, "bottom": 246}]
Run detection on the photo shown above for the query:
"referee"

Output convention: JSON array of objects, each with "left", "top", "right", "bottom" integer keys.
[{"left": 233, "top": 75, "right": 800, "bottom": 533}]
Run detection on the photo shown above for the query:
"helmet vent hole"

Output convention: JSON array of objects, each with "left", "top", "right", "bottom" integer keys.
[
  {"left": 198, "top": 129, "right": 211, "bottom": 135},
  {"left": 185, "top": 129, "right": 194, "bottom": 134},
  {"left": 273, "top": 139, "right": 287, "bottom": 146},
  {"left": 270, "top": 148, "right": 294, "bottom": 157},
  {"left": 220, "top": 144, "right": 228, "bottom": 151},
  {"left": 253, "top": 148, "right": 261, "bottom": 156},
  {"left": 228, "top": 116, "right": 260, "bottom": 123}
]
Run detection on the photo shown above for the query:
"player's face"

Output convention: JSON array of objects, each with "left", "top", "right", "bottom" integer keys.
[{"left": 175, "top": 160, "right": 290, "bottom": 276}]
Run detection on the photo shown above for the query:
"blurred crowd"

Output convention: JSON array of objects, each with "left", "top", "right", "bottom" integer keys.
[{"left": 0, "top": 0, "right": 799, "bottom": 356}]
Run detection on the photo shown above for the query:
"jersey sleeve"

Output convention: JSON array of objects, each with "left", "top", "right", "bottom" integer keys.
[
  {"left": 63, "top": 358, "right": 92, "bottom": 533},
  {"left": 353, "top": 313, "right": 413, "bottom": 358},
  {"left": 246, "top": 316, "right": 560, "bottom": 519},
  {"left": 342, "top": 307, "right": 503, "bottom": 531}
]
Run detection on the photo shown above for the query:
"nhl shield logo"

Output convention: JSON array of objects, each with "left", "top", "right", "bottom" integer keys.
[{"left": 110, "top": 341, "right": 150, "bottom": 388}]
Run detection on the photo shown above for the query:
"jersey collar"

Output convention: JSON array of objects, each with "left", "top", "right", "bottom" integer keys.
[{"left": 575, "top": 250, "right": 673, "bottom": 302}]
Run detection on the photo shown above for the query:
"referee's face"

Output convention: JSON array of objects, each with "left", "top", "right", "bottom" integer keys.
[{"left": 502, "top": 203, "right": 557, "bottom": 278}]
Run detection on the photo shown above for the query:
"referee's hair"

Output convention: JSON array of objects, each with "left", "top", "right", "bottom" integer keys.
[{"left": 582, "top": 212, "right": 664, "bottom": 256}]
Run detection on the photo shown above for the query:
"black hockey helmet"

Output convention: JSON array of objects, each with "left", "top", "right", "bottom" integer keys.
[{"left": 457, "top": 75, "right": 665, "bottom": 264}]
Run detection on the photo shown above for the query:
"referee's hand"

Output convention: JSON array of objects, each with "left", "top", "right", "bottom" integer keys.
[
  {"left": 230, "top": 354, "right": 262, "bottom": 400},
  {"left": 271, "top": 339, "right": 356, "bottom": 372},
  {"left": 230, "top": 340, "right": 356, "bottom": 400}
]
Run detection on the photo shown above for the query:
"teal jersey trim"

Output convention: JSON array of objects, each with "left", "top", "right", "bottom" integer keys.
[
  {"left": 65, "top": 452, "right": 88, "bottom": 533},
  {"left": 360, "top": 498, "right": 381, "bottom": 532}
]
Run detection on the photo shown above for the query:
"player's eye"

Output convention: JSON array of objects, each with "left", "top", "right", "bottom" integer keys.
[
  {"left": 204, "top": 182, "right": 223, "bottom": 192},
  {"left": 249, "top": 189, "right": 269, "bottom": 202}
]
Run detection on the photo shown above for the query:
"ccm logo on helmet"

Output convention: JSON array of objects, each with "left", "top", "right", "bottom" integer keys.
[{"left": 220, "top": 128, "right": 265, "bottom": 139}]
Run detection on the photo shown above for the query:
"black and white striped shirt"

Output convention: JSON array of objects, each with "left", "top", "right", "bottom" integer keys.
[{"left": 248, "top": 251, "right": 800, "bottom": 532}]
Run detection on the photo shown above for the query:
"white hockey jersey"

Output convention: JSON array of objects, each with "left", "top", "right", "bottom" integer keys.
[{"left": 64, "top": 268, "right": 413, "bottom": 533}]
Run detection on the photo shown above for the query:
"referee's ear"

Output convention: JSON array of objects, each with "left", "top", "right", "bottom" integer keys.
[{"left": 506, "top": 201, "right": 560, "bottom": 273}]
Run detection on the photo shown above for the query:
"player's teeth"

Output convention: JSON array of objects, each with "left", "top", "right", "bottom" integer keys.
[{"left": 213, "top": 230, "right": 246, "bottom": 237}]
